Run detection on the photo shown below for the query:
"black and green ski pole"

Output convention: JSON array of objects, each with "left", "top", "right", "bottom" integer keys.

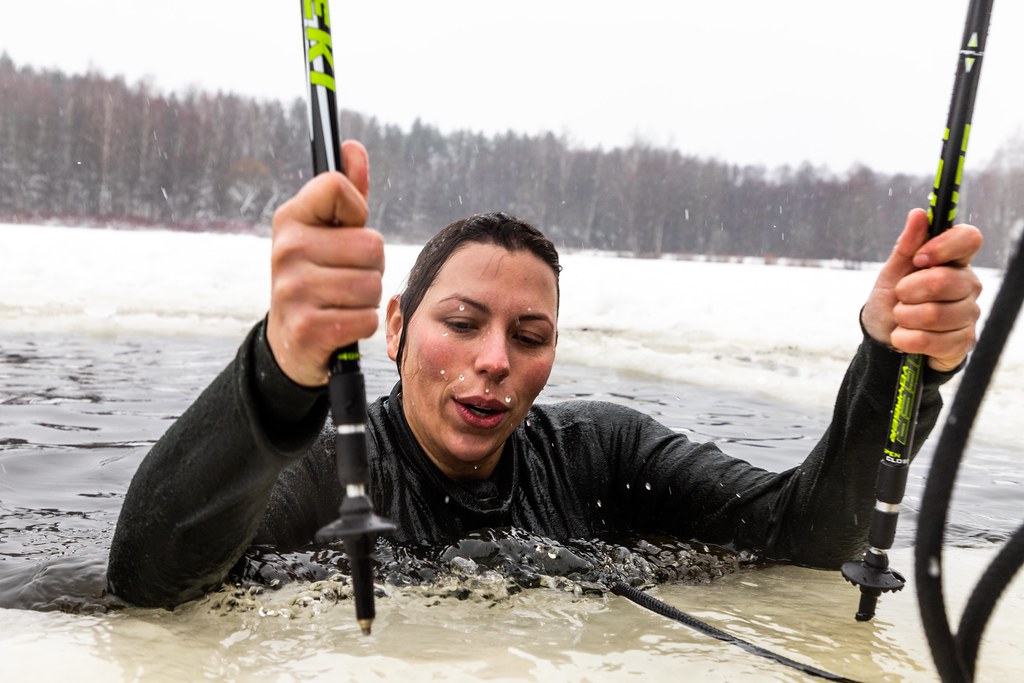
[
  {"left": 841, "top": 0, "right": 994, "bottom": 622},
  {"left": 299, "top": 0, "right": 395, "bottom": 636}
]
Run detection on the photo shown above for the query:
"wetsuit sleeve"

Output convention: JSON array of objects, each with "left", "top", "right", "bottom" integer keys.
[
  {"left": 769, "top": 336, "right": 956, "bottom": 565},
  {"left": 617, "top": 334, "right": 957, "bottom": 568},
  {"left": 106, "top": 319, "right": 329, "bottom": 607}
]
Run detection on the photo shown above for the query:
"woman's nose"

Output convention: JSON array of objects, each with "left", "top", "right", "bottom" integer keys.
[{"left": 475, "top": 332, "right": 510, "bottom": 381}]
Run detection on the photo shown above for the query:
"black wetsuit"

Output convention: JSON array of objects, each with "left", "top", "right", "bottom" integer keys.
[{"left": 107, "top": 320, "right": 954, "bottom": 607}]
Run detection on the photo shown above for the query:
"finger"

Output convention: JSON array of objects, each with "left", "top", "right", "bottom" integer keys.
[
  {"left": 273, "top": 262, "right": 383, "bottom": 312},
  {"left": 274, "top": 169, "right": 369, "bottom": 229},
  {"left": 341, "top": 139, "right": 370, "bottom": 199},
  {"left": 890, "top": 325, "right": 975, "bottom": 372},
  {"left": 910, "top": 223, "right": 984, "bottom": 269},
  {"left": 893, "top": 266, "right": 983, "bottom": 306},
  {"left": 893, "top": 297, "right": 982, "bottom": 334},
  {"left": 273, "top": 224, "right": 385, "bottom": 272},
  {"left": 284, "top": 306, "right": 381, "bottom": 363},
  {"left": 874, "top": 208, "right": 931, "bottom": 291}
]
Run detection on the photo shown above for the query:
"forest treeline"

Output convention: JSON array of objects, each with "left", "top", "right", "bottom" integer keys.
[{"left": 2, "top": 54, "right": 1021, "bottom": 267}]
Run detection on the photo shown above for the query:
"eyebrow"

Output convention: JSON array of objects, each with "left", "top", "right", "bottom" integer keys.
[{"left": 439, "top": 295, "right": 555, "bottom": 326}]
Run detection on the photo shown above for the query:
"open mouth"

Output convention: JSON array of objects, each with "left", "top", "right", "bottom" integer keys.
[
  {"left": 454, "top": 396, "right": 508, "bottom": 427},
  {"left": 463, "top": 403, "right": 500, "bottom": 417}
]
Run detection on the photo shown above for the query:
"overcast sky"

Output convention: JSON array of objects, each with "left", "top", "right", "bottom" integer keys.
[{"left": 2, "top": 1, "right": 1021, "bottom": 175}]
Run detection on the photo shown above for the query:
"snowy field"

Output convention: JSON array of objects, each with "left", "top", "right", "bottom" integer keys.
[{"left": 1, "top": 222, "right": 1021, "bottom": 449}]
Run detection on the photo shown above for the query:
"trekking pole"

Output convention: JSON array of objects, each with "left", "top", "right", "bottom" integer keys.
[
  {"left": 841, "top": 0, "right": 994, "bottom": 622},
  {"left": 299, "top": 0, "right": 395, "bottom": 636}
]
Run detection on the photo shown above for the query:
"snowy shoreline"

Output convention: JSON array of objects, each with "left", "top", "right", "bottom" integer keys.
[{"left": 2, "top": 222, "right": 1020, "bottom": 449}]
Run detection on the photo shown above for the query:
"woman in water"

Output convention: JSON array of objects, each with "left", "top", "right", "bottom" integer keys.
[{"left": 107, "top": 141, "right": 983, "bottom": 608}]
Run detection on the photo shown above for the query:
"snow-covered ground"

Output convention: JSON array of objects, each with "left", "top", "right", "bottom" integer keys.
[{"left": 2, "top": 222, "right": 1020, "bottom": 448}]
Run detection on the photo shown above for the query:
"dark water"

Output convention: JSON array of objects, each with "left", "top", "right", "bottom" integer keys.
[{"left": 1, "top": 332, "right": 1019, "bottom": 612}]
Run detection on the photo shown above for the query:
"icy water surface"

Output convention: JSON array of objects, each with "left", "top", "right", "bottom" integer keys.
[{"left": 0, "top": 332, "right": 1021, "bottom": 681}]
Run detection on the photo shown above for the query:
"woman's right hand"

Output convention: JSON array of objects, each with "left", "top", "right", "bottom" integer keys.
[{"left": 267, "top": 140, "right": 384, "bottom": 387}]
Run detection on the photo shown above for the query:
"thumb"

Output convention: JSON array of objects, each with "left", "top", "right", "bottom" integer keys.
[
  {"left": 874, "top": 208, "right": 930, "bottom": 290},
  {"left": 341, "top": 139, "right": 370, "bottom": 200}
]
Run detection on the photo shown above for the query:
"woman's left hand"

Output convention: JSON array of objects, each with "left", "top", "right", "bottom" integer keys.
[{"left": 861, "top": 208, "right": 984, "bottom": 372}]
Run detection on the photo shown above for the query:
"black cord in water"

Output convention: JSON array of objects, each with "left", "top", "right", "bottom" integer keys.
[
  {"left": 611, "top": 582, "right": 861, "bottom": 683},
  {"left": 611, "top": 233, "right": 1024, "bottom": 682},
  {"left": 915, "top": 226, "right": 1024, "bottom": 683},
  {"left": 955, "top": 523, "right": 1024, "bottom": 673}
]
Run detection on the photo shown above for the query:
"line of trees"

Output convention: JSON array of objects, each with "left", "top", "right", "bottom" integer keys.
[{"left": 2, "top": 53, "right": 1021, "bottom": 267}]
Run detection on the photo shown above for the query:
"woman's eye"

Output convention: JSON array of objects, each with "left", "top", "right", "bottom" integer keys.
[
  {"left": 516, "top": 333, "right": 546, "bottom": 348},
  {"left": 443, "top": 320, "right": 473, "bottom": 333}
]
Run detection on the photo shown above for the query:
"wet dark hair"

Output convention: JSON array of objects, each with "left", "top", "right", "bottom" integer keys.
[{"left": 394, "top": 212, "right": 561, "bottom": 373}]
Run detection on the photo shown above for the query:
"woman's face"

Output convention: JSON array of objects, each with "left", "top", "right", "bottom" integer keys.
[{"left": 386, "top": 243, "right": 558, "bottom": 481}]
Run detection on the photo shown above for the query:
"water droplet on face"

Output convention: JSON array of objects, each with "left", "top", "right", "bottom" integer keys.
[
  {"left": 484, "top": 388, "right": 490, "bottom": 394},
  {"left": 504, "top": 396, "right": 512, "bottom": 404},
  {"left": 458, "top": 304, "right": 465, "bottom": 312},
  {"left": 547, "top": 548, "right": 558, "bottom": 559},
  {"left": 443, "top": 331, "right": 449, "bottom": 337},
  {"left": 625, "top": 483, "right": 631, "bottom": 490},
  {"left": 440, "top": 369, "right": 446, "bottom": 376},
  {"left": 444, "top": 496, "right": 451, "bottom": 504},
  {"left": 596, "top": 500, "right": 602, "bottom": 508},
  {"left": 458, "top": 374, "right": 465, "bottom": 381},
  {"left": 645, "top": 482, "right": 652, "bottom": 491}
]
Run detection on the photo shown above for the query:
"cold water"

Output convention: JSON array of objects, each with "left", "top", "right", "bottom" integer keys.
[
  {"left": 0, "top": 224, "right": 1021, "bottom": 681},
  {"left": 1, "top": 332, "right": 1021, "bottom": 682}
]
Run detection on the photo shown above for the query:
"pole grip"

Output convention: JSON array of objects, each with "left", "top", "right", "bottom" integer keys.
[{"left": 329, "top": 369, "right": 369, "bottom": 485}]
